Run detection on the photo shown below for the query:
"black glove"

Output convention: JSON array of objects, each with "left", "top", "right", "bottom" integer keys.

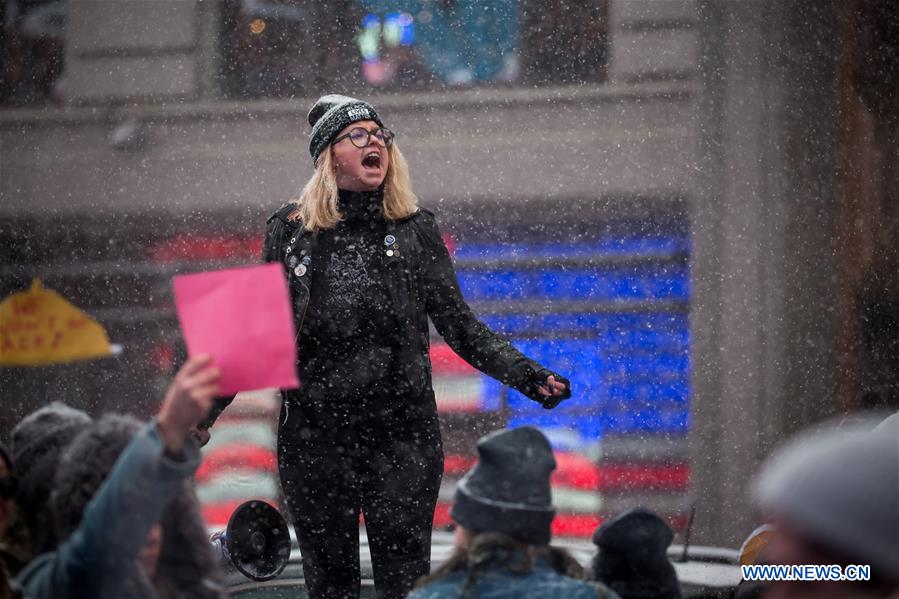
[
  {"left": 198, "top": 394, "right": 236, "bottom": 430},
  {"left": 526, "top": 368, "right": 572, "bottom": 409}
]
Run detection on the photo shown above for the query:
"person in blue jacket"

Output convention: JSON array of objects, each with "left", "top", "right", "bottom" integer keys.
[
  {"left": 15, "top": 355, "right": 222, "bottom": 599},
  {"left": 408, "top": 427, "right": 619, "bottom": 599}
]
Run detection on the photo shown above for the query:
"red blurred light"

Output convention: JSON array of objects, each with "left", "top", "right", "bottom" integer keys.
[
  {"left": 443, "top": 233, "right": 455, "bottom": 255},
  {"left": 150, "top": 343, "right": 175, "bottom": 372},
  {"left": 430, "top": 343, "right": 477, "bottom": 375},
  {"left": 441, "top": 453, "right": 689, "bottom": 492},
  {"left": 443, "top": 454, "right": 477, "bottom": 476},
  {"left": 597, "top": 463, "right": 690, "bottom": 491},
  {"left": 196, "top": 445, "right": 277, "bottom": 482},
  {"left": 551, "top": 514, "right": 603, "bottom": 538},
  {"left": 202, "top": 499, "right": 249, "bottom": 528},
  {"left": 668, "top": 513, "right": 691, "bottom": 532},
  {"left": 433, "top": 502, "right": 453, "bottom": 529},
  {"left": 151, "top": 234, "right": 262, "bottom": 262},
  {"left": 434, "top": 501, "right": 602, "bottom": 539},
  {"left": 552, "top": 452, "right": 601, "bottom": 490}
]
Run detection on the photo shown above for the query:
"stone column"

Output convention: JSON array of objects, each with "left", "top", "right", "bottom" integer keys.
[{"left": 690, "top": 0, "right": 842, "bottom": 546}]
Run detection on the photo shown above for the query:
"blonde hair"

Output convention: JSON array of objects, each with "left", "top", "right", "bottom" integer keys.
[
  {"left": 414, "top": 533, "right": 587, "bottom": 591},
  {"left": 292, "top": 142, "right": 418, "bottom": 231}
]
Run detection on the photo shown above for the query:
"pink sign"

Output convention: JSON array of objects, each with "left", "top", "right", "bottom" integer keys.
[{"left": 173, "top": 264, "right": 299, "bottom": 395}]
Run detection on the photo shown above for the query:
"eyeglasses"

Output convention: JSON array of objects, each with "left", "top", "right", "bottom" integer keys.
[
  {"left": 0, "top": 475, "right": 18, "bottom": 499},
  {"left": 332, "top": 127, "right": 395, "bottom": 148}
]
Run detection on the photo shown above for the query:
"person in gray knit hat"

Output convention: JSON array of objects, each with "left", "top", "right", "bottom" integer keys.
[
  {"left": 10, "top": 402, "right": 92, "bottom": 557},
  {"left": 199, "top": 93, "right": 573, "bottom": 599},
  {"left": 450, "top": 426, "right": 557, "bottom": 545},
  {"left": 409, "top": 427, "right": 619, "bottom": 599},
  {"left": 753, "top": 417, "right": 899, "bottom": 598}
]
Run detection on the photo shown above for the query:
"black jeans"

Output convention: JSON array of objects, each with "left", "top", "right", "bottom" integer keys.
[{"left": 277, "top": 392, "right": 443, "bottom": 599}]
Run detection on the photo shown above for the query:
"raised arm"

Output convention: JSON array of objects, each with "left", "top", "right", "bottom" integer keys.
[{"left": 18, "top": 356, "right": 220, "bottom": 598}]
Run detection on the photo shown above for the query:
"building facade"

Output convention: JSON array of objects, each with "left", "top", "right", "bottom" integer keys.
[{"left": 2, "top": 0, "right": 897, "bottom": 547}]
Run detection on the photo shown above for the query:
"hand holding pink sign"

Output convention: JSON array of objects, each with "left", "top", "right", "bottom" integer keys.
[{"left": 173, "top": 264, "right": 299, "bottom": 395}]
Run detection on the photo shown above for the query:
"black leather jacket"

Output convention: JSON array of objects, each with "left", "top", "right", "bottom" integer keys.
[{"left": 202, "top": 204, "right": 569, "bottom": 428}]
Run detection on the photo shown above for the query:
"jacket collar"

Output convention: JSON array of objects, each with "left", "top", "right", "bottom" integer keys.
[{"left": 337, "top": 187, "right": 384, "bottom": 222}]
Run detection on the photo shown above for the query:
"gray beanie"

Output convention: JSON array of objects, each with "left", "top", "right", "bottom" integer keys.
[
  {"left": 450, "top": 426, "right": 556, "bottom": 545},
  {"left": 11, "top": 401, "right": 93, "bottom": 554},
  {"left": 11, "top": 401, "right": 92, "bottom": 477},
  {"left": 754, "top": 423, "right": 899, "bottom": 579},
  {"left": 52, "top": 413, "right": 142, "bottom": 540},
  {"left": 307, "top": 94, "right": 385, "bottom": 162}
]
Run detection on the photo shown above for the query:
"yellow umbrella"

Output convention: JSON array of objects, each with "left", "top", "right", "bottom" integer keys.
[{"left": 0, "top": 279, "right": 113, "bottom": 367}]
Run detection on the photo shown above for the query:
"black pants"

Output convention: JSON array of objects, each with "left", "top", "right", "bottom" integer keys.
[{"left": 277, "top": 395, "right": 443, "bottom": 599}]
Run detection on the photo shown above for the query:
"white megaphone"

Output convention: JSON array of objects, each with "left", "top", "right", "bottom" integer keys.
[{"left": 210, "top": 500, "right": 291, "bottom": 581}]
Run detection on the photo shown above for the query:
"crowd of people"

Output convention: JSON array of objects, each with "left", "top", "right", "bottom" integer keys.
[
  {"left": 0, "top": 89, "right": 896, "bottom": 595},
  {"left": 0, "top": 362, "right": 896, "bottom": 598},
  {"left": 0, "top": 355, "right": 227, "bottom": 598}
]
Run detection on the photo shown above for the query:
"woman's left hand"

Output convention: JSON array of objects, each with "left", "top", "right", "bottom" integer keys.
[{"left": 539, "top": 375, "right": 568, "bottom": 398}]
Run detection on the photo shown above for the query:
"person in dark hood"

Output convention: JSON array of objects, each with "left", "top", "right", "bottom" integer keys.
[
  {"left": 589, "top": 508, "right": 681, "bottom": 599},
  {"left": 198, "top": 94, "right": 573, "bottom": 599},
  {"left": 0, "top": 444, "right": 15, "bottom": 542},
  {"left": 0, "top": 442, "right": 23, "bottom": 599},
  {"left": 15, "top": 355, "right": 225, "bottom": 599},
  {"left": 753, "top": 416, "right": 899, "bottom": 598},
  {"left": 10, "top": 402, "right": 91, "bottom": 558},
  {"left": 409, "top": 426, "right": 618, "bottom": 599}
]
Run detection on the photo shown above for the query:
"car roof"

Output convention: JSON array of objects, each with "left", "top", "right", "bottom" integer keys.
[{"left": 225, "top": 530, "right": 741, "bottom": 596}]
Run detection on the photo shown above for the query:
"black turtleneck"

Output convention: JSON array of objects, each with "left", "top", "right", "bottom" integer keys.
[{"left": 297, "top": 187, "right": 404, "bottom": 406}]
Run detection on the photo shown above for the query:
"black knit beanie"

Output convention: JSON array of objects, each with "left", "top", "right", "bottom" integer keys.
[
  {"left": 308, "top": 94, "right": 385, "bottom": 162},
  {"left": 591, "top": 507, "right": 681, "bottom": 599},
  {"left": 450, "top": 426, "right": 557, "bottom": 545}
]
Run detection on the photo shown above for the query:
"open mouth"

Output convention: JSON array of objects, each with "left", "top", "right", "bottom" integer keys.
[{"left": 361, "top": 151, "right": 381, "bottom": 170}]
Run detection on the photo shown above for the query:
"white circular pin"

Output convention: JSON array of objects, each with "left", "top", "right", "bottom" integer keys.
[
  {"left": 294, "top": 265, "right": 307, "bottom": 276},
  {"left": 386, "top": 250, "right": 394, "bottom": 257}
]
